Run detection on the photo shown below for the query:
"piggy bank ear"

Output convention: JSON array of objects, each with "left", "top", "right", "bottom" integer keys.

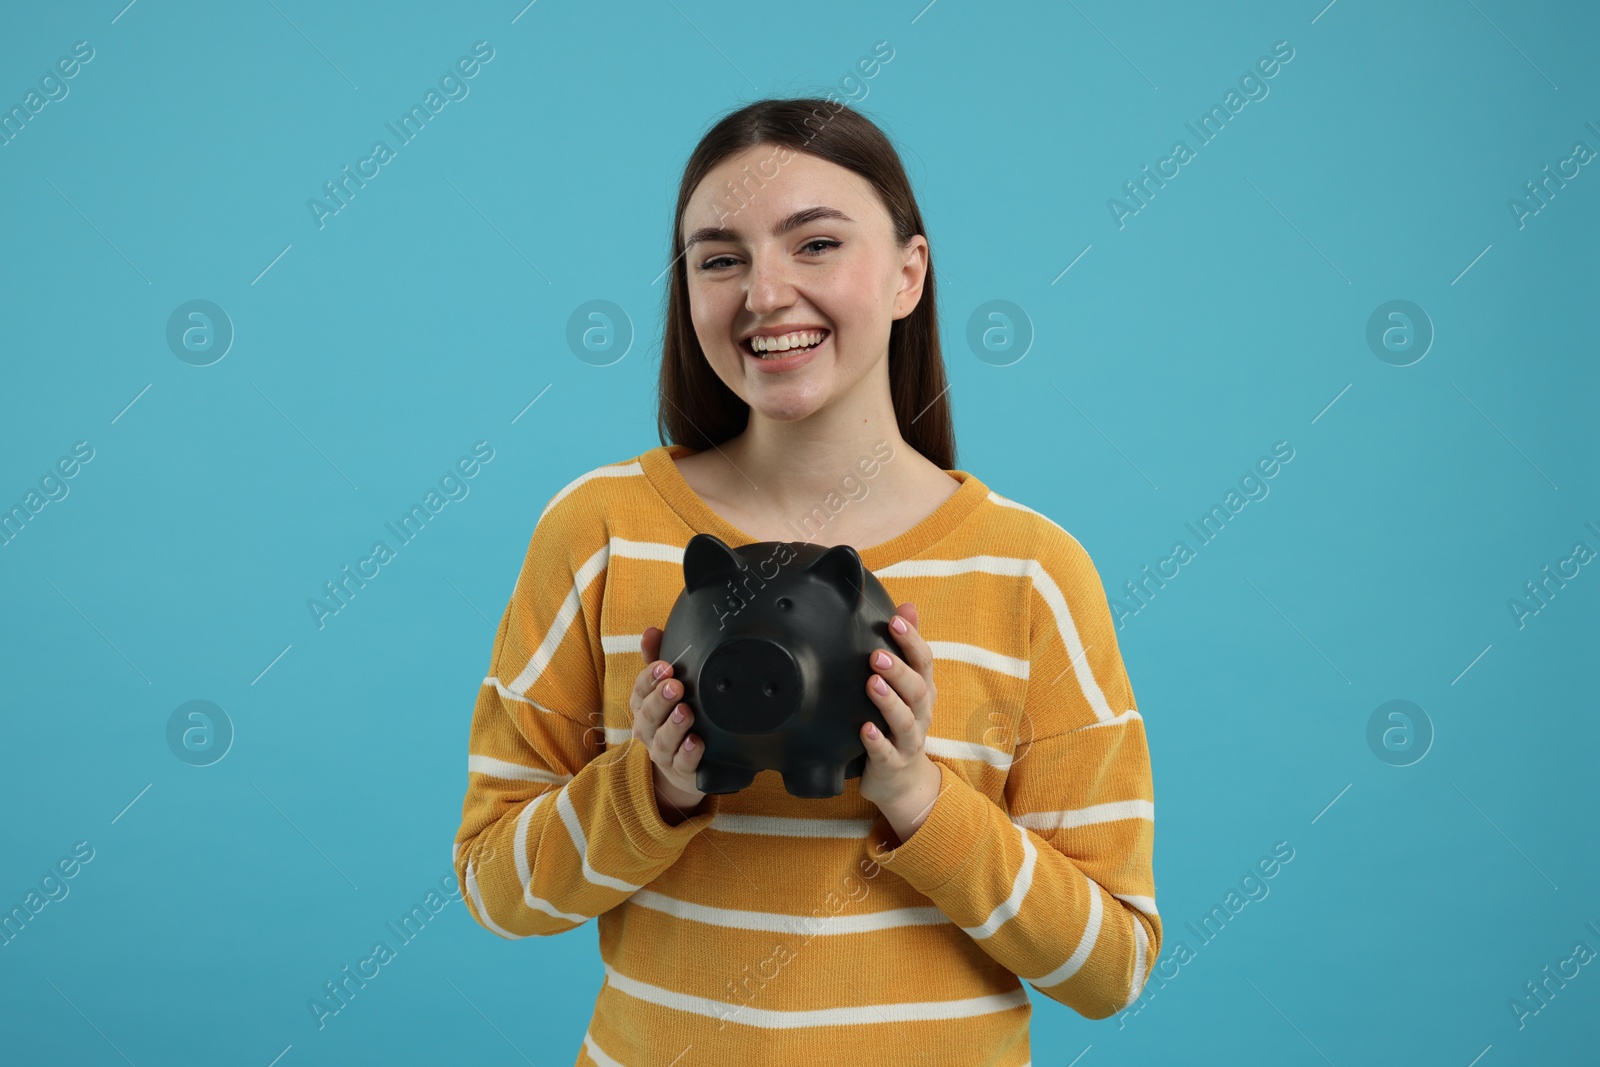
[
  {"left": 804, "top": 543, "right": 865, "bottom": 605},
  {"left": 684, "top": 533, "right": 744, "bottom": 593}
]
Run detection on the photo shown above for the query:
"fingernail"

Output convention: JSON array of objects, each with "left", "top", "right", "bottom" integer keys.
[
  {"left": 653, "top": 663, "right": 667, "bottom": 680},
  {"left": 865, "top": 723, "right": 879, "bottom": 738},
  {"left": 671, "top": 708, "right": 684, "bottom": 723},
  {"left": 874, "top": 651, "right": 891, "bottom": 669},
  {"left": 665, "top": 682, "right": 679, "bottom": 699},
  {"left": 891, "top": 616, "right": 907, "bottom": 634},
  {"left": 872, "top": 676, "right": 889, "bottom": 694},
  {"left": 684, "top": 737, "right": 695, "bottom": 751}
]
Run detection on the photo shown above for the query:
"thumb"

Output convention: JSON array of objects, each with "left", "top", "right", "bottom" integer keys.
[{"left": 641, "top": 625, "right": 662, "bottom": 663}]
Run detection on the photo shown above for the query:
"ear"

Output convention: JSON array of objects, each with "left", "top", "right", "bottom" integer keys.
[
  {"left": 804, "top": 543, "right": 866, "bottom": 605},
  {"left": 684, "top": 533, "right": 744, "bottom": 593}
]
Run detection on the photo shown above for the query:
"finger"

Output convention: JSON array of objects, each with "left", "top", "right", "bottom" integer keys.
[
  {"left": 870, "top": 681, "right": 921, "bottom": 748},
  {"left": 887, "top": 607, "right": 933, "bottom": 678},
  {"left": 671, "top": 726, "right": 703, "bottom": 774},
  {"left": 633, "top": 675, "right": 680, "bottom": 746},
  {"left": 651, "top": 700, "right": 689, "bottom": 763},
  {"left": 657, "top": 695, "right": 696, "bottom": 754},
  {"left": 649, "top": 678, "right": 685, "bottom": 730},
  {"left": 632, "top": 652, "right": 672, "bottom": 709},
  {"left": 860, "top": 719, "right": 896, "bottom": 763},
  {"left": 867, "top": 673, "right": 917, "bottom": 748},
  {"left": 871, "top": 648, "right": 927, "bottom": 708},
  {"left": 640, "top": 626, "right": 662, "bottom": 664}
]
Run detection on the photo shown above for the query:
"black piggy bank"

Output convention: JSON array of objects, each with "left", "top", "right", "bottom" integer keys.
[{"left": 657, "top": 533, "right": 899, "bottom": 799}]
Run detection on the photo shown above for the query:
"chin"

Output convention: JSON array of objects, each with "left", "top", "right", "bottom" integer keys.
[{"left": 747, "top": 400, "right": 822, "bottom": 423}]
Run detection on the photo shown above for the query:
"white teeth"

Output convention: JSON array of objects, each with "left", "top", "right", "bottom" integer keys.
[{"left": 748, "top": 329, "right": 825, "bottom": 353}]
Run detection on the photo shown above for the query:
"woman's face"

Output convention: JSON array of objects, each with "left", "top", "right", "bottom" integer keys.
[{"left": 680, "top": 144, "right": 927, "bottom": 425}]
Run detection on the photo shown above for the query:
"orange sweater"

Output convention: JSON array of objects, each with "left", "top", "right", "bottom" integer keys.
[{"left": 453, "top": 443, "right": 1159, "bottom": 1066}]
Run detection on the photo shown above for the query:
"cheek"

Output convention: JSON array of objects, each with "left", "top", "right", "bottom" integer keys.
[{"left": 688, "top": 288, "right": 732, "bottom": 344}]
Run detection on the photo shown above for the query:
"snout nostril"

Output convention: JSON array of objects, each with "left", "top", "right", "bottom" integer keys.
[
  {"left": 777, "top": 598, "right": 792, "bottom": 610},
  {"left": 717, "top": 678, "right": 731, "bottom": 692}
]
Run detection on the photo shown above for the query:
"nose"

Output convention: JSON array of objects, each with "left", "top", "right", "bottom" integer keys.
[
  {"left": 699, "top": 636, "right": 803, "bottom": 735},
  {"left": 743, "top": 249, "right": 798, "bottom": 317}
]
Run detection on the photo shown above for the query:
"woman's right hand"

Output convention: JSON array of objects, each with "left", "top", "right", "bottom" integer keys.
[{"left": 632, "top": 626, "right": 708, "bottom": 821}]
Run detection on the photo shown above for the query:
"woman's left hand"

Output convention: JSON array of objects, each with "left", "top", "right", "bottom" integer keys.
[{"left": 859, "top": 602, "right": 944, "bottom": 835}]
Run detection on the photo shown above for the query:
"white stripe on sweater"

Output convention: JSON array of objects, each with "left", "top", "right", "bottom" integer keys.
[
  {"left": 1114, "top": 892, "right": 1159, "bottom": 917},
  {"left": 1012, "top": 799, "right": 1153, "bottom": 831},
  {"left": 508, "top": 543, "right": 609, "bottom": 696},
  {"left": 988, "top": 490, "right": 1085, "bottom": 552},
  {"left": 602, "top": 962, "right": 1029, "bottom": 1028},
  {"left": 961, "top": 825, "right": 1036, "bottom": 940},
  {"left": 709, "top": 814, "right": 874, "bottom": 837},
  {"left": 925, "top": 735, "right": 1014, "bottom": 768},
  {"left": 877, "top": 555, "right": 1115, "bottom": 723},
  {"left": 582, "top": 1031, "right": 627, "bottom": 1067},
  {"left": 925, "top": 640, "right": 1030, "bottom": 678},
  {"left": 464, "top": 858, "right": 525, "bottom": 940},
  {"left": 627, "top": 889, "right": 949, "bottom": 934},
  {"left": 538, "top": 461, "right": 642, "bottom": 524},
  {"left": 468, "top": 753, "right": 571, "bottom": 785},
  {"left": 512, "top": 793, "right": 588, "bottom": 926},
  {"left": 1124, "top": 908, "right": 1150, "bottom": 1008},
  {"left": 556, "top": 785, "right": 644, "bottom": 893},
  {"left": 1027, "top": 868, "right": 1105, "bottom": 989}
]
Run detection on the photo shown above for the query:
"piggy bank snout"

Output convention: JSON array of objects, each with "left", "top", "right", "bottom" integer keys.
[{"left": 699, "top": 637, "right": 804, "bottom": 735}]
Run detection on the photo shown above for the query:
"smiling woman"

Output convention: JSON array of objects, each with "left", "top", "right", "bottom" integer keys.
[{"left": 453, "top": 96, "right": 1159, "bottom": 1067}]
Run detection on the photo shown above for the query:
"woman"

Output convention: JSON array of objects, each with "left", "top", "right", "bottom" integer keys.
[{"left": 454, "top": 96, "right": 1158, "bottom": 1066}]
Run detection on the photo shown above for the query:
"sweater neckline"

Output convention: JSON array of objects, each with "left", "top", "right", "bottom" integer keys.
[{"left": 639, "top": 444, "right": 989, "bottom": 572}]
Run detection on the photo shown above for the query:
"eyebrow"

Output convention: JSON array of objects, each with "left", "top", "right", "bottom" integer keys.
[{"left": 683, "top": 205, "right": 855, "bottom": 249}]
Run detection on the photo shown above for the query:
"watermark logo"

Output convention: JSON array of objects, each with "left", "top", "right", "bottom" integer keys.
[
  {"left": 166, "top": 300, "right": 234, "bottom": 366},
  {"left": 166, "top": 699, "right": 235, "bottom": 767},
  {"left": 1365, "top": 299, "right": 1432, "bottom": 367},
  {"left": 966, "top": 300, "right": 1033, "bottom": 367},
  {"left": 1365, "top": 699, "right": 1433, "bottom": 767},
  {"left": 566, "top": 300, "right": 633, "bottom": 366},
  {"left": 963, "top": 696, "right": 1036, "bottom": 772}
]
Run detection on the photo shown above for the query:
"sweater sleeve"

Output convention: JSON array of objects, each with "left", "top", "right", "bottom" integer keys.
[
  {"left": 862, "top": 530, "right": 1159, "bottom": 1020},
  {"left": 452, "top": 491, "right": 723, "bottom": 939}
]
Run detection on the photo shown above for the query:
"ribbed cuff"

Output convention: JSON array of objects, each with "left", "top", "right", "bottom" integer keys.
[
  {"left": 612, "top": 739, "right": 721, "bottom": 859},
  {"left": 863, "top": 761, "right": 993, "bottom": 895}
]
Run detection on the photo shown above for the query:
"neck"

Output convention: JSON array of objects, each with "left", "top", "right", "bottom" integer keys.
[{"left": 715, "top": 365, "right": 921, "bottom": 523}]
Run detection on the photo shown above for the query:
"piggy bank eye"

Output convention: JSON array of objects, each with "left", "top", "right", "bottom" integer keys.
[{"left": 776, "top": 597, "right": 792, "bottom": 610}]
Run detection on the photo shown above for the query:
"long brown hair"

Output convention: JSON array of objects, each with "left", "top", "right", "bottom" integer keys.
[{"left": 655, "top": 97, "right": 957, "bottom": 471}]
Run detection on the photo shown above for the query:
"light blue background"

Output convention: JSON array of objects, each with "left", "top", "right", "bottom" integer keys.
[{"left": 2, "top": 1, "right": 1596, "bottom": 1064}]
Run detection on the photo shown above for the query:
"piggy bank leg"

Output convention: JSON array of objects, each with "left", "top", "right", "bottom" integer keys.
[
  {"left": 784, "top": 762, "right": 847, "bottom": 799},
  {"left": 696, "top": 761, "right": 757, "bottom": 795}
]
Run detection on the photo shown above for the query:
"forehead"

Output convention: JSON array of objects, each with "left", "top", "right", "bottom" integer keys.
[{"left": 681, "top": 146, "right": 883, "bottom": 238}]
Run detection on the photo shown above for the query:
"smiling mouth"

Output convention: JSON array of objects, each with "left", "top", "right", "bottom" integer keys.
[{"left": 740, "top": 331, "right": 830, "bottom": 359}]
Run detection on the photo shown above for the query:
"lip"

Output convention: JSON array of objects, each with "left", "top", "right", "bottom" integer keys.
[{"left": 741, "top": 330, "right": 828, "bottom": 373}]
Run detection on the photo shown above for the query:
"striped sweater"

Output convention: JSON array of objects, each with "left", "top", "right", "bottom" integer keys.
[{"left": 453, "top": 443, "right": 1159, "bottom": 1066}]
